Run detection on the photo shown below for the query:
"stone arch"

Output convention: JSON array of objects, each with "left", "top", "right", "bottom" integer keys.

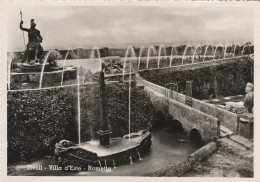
[
  {"left": 189, "top": 128, "right": 202, "bottom": 142},
  {"left": 151, "top": 110, "right": 166, "bottom": 130},
  {"left": 171, "top": 118, "right": 184, "bottom": 133}
]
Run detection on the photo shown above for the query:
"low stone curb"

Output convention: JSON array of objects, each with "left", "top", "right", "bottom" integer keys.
[
  {"left": 218, "top": 138, "right": 253, "bottom": 162},
  {"left": 230, "top": 135, "right": 253, "bottom": 150},
  {"left": 144, "top": 142, "right": 217, "bottom": 177}
]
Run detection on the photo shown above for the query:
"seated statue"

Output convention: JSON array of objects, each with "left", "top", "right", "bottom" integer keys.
[{"left": 244, "top": 83, "right": 254, "bottom": 113}]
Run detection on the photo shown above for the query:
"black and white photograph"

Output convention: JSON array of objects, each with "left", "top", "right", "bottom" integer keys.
[{"left": 1, "top": 0, "right": 258, "bottom": 180}]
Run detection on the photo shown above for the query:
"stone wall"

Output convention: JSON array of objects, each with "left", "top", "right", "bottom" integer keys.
[
  {"left": 140, "top": 79, "right": 219, "bottom": 142},
  {"left": 192, "top": 99, "right": 238, "bottom": 133},
  {"left": 136, "top": 74, "right": 237, "bottom": 133},
  {"left": 168, "top": 99, "right": 219, "bottom": 142}
]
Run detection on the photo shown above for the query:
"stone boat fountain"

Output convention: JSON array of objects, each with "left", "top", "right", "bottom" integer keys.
[{"left": 54, "top": 55, "right": 152, "bottom": 170}]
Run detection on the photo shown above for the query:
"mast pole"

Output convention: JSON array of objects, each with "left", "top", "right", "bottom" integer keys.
[{"left": 20, "top": 11, "right": 26, "bottom": 50}]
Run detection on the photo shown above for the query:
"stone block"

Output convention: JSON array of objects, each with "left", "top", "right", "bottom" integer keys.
[
  {"left": 238, "top": 117, "right": 253, "bottom": 139},
  {"left": 219, "top": 138, "right": 247, "bottom": 152},
  {"left": 226, "top": 170, "right": 241, "bottom": 177},
  {"left": 220, "top": 125, "right": 233, "bottom": 136},
  {"left": 164, "top": 160, "right": 193, "bottom": 177},
  {"left": 220, "top": 131, "right": 229, "bottom": 138},
  {"left": 189, "top": 142, "right": 217, "bottom": 162},
  {"left": 230, "top": 135, "right": 253, "bottom": 149}
]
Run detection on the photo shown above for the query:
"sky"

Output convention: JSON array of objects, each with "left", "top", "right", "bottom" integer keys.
[{"left": 7, "top": 6, "right": 254, "bottom": 52}]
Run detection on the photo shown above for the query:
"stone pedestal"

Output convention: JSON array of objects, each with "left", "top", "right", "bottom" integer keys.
[
  {"left": 238, "top": 117, "right": 253, "bottom": 139},
  {"left": 185, "top": 81, "right": 193, "bottom": 106},
  {"left": 97, "top": 129, "right": 112, "bottom": 146}
]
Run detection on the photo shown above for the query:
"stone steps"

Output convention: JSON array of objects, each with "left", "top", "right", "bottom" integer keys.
[
  {"left": 220, "top": 131, "right": 229, "bottom": 138},
  {"left": 219, "top": 138, "right": 247, "bottom": 152},
  {"left": 220, "top": 125, "right": 233, "bottom": 137},
  {"left": 219, "top": 124, "right": 253, "bottom": 150},
  {"left": 218, "top": 137, "right": 253, "bottom": 161},
  {"left": 230, "top": 135, "right": 253, "bottom": 150}
]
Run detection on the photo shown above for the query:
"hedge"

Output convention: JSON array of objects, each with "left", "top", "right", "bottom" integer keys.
[
  {"left": 140, "top": 57, "right": 253, "bottom": 100},
  {"left": 7, "top": 81, "right": 155, "bottom": 164}
]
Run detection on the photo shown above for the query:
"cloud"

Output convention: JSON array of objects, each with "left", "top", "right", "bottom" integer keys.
[
  {"left": 36, "top": 7, "right": 78, "bottom": 20},
  {"left": 78, "top": 29, "right": 105, "bottom": 37},
  {"left": 7, "top": 6, "right": 254, "bottom": 52}
]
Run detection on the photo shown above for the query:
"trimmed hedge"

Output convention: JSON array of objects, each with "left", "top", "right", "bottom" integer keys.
[
  {"left": 140, "top": 57, "right": 253, "bottom": 100},
  {"left": 7, "top": 81, "right": 155, "bottom": 164}
]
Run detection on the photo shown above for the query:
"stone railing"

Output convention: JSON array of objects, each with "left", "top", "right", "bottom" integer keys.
[{"left": 135, "top": 74, "right": 239, "bottom": 133}]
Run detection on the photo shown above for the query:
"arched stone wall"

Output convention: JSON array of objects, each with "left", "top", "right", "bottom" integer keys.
[
  {"left": 136, "top": 76, "right": 219, "bottom": 142},
  {"left": 151, "top": 110, "right": 166, "bottom": 130},
  {"left": 190, "top": 128, "right": 202, "bottom": 142}
]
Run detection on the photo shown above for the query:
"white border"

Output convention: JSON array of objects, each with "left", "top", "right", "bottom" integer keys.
[{"left": 1, "top": 1, "right": 260, "bottom": 182}]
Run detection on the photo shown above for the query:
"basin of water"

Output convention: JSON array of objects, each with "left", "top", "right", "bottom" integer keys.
[{"left": 8, "top": 127, "right": 202, "bottom": 176}]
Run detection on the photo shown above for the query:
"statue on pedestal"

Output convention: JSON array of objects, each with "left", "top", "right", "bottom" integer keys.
[
  {"left": 244, "top": 83, "right": 254, "bottom": 113},
  {"left": 20, "top": 19, "right": 43, "bottom": 63}
]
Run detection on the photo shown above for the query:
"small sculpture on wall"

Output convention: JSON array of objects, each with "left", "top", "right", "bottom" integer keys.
[{"left": 244, "top": 83, "right": 254, "bottom": 113}]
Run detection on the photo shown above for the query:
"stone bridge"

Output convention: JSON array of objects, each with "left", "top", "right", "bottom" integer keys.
[{"left": 134, "top": 58, "right": 244, "bottom": 142}]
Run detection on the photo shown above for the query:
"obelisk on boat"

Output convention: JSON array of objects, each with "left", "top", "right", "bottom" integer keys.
[{"left": 97, "top": 68, "right": 111, "bottom": 146}]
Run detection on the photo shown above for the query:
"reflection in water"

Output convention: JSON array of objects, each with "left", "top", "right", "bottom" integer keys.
[{"left": 8, "top": 127, "right": 202, "bottom": 176}]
